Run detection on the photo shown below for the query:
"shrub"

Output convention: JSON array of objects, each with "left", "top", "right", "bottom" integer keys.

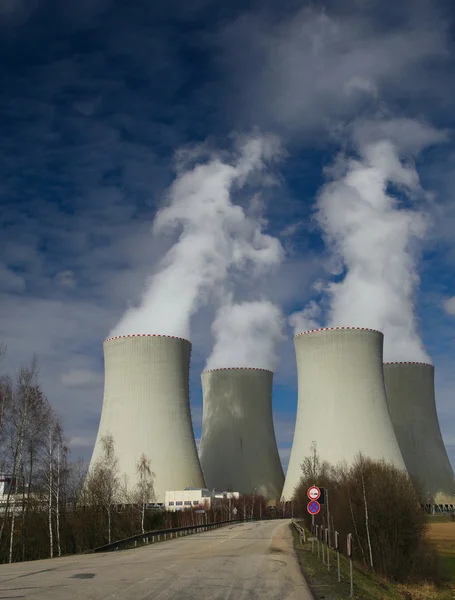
[{"left": 293, "top": 445, "right": 443, "bottom": 584}]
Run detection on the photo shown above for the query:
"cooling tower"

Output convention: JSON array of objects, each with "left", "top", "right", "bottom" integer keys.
[
  {"left": 384, "top": 362, "right": 455, "bottom": 505},
  {"left": 282, "top": 327, "right": 406, "bottom": 500},
  {"left": 199, "top": 368, "right": 285, "bottom": 501},
  {"left": 89, "top": 334, "right": 205, "bottom": 503}
]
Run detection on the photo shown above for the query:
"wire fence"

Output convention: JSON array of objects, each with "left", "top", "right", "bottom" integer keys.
[{"left": 291, "top": 519, "right": 354, "bottom": 598}]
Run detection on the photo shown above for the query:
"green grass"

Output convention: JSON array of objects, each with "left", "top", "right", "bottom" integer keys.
[{"left": 291, "top": 525, "right": 455, "bottom": 600}]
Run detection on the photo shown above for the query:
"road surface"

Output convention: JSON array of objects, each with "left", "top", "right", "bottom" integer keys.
[{"left": 0, "top": 519, "right": 313, "bottom": 599}]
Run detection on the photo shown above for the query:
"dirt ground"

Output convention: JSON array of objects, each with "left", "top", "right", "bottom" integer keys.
[{"left": 428, "top": 522, "right": 455, "bottom": 550}]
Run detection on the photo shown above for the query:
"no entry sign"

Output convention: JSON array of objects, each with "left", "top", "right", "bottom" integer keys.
[
  {"left": 307, "top": 500, "right": 321, "bottom": 515},
  {"left": 307, "top": 485, "right": 321, "bottom": 500}
]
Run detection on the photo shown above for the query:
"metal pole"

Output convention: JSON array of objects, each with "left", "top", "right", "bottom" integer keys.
[
  {"left": 321, "top": 529, "right": 325, "bottom": 564},
  {"left": 337, "top": 550, "right": 341, "bottom": 582}
]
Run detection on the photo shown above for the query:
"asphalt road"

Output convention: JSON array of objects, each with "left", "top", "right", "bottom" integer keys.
[{"left": 0, "top": 519, "right": 313, "bottom": 600}]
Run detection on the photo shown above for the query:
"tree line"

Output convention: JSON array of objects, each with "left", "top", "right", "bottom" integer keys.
[
  {"left": 0, "top": 353, "right": 165, "bottom": 563},
  {"left": 0, "top": 352, "right": 283, "bottom": 564},
  {"left": 293, "top": 442, "right": 444, "bottom": 584}
]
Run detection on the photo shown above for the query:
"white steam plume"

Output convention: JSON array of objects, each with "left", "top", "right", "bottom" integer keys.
[
  {"left": 205, "top": 299, "right": 285, "bottom": 371},
  {"left": 291, "top": 119, "right": 445, "bottom": 362},
  {"left": 110, "top": 135, "right": 284, "bottom": 339},
  {"left": 288, "top": 300, "right": 321, "bottom": 334}
]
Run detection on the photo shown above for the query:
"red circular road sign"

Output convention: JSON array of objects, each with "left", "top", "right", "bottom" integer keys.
[
  {"left": 307, "top": 485, "right": 321, "bottom": 500},
  {"left": 307, "top": 500, "right": 321, "bottom": 515}
]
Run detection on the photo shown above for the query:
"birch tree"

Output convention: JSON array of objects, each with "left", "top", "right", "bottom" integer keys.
[
  {"left": 0, "top": 361, "right": 40, "bottom": 557},
  {"left": 84, "top": 434, "right": 118, "bottom": 544},
  {"left": 135, "top": 454, "right": 155, "bottom": 536}
]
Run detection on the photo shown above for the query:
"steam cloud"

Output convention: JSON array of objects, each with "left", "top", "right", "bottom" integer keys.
[
  {"left": 110, "top": 135, "right": 284, "bottom": 339},
  {"left": 290, "top": 119, "right": 445, "bottom": 362},
  {"left": 205, "top": 299, "right": 285, "bottom": 371}
]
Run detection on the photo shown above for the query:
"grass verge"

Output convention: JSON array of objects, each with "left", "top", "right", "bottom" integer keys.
[{"left": 291, "top": 524, "right": 455, "bottom": 600}]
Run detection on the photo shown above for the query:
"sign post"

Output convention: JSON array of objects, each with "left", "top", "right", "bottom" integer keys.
[
  {"left": 316, "top": 525, "right": 320, "bottom": 558},
  {"left": 347, "top": 533, "right": 353, "bottom": 598}
]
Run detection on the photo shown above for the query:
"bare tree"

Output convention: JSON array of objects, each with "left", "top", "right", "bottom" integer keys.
[
  {"left": 53, "top": 422, "right": 68, "bottom": 558},
  {"left": 135, "top": 454, "right": 155, "bottom": 536},
  {"left": 358, "top": 456, "right": 374, "bottom": 570},
  {"left": 84, "top": 434, "right": 118, "bottom": 544},
  {"left": 0, "top": 361, "right": 40, "bottom": 555}
]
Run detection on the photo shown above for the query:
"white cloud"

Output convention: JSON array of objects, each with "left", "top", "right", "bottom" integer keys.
[
  {"left": 69, "top": 436, "right": 96, "bottom": 449},
  {"left": 443, "top": 297, "right": 455, "bottom": 316},
  {"left": 0, "top": 263, "right": 26, "bottom": 293},
  {"left": 215, "top": 5, "right": 448, "bottom": 136},
  {"left": 55, "top": 270, "right": 76, "bottom": 289}
]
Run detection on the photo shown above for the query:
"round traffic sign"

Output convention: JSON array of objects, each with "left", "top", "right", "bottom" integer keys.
[
  {"left": 307, "top": 485, "right": 321, "bottom": 500},
  {"left": 307, "top": 500, "right": 321, "bottom": 515}
]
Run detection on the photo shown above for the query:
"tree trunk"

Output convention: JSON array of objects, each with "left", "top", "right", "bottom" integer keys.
[
  {"left": 22, "top": 447, "right": 35, "bottom": 561},
  {"left": 48, "top": 430, "right": 54, "bottom": 559},
  {"left": 8, "top": 508, "right": 15, "bottom": 563},
  {"left": 107, "top": 507, "right": 111, "bottom": 544},
  {"left": 361, "top": 469, "right": 374, "bottom": 570},
  {"left": 348, "top": 494, "right": 367, "bottom": 565},
  {"left": 55, "top": 437, "right": 61, "bottom": 557}
]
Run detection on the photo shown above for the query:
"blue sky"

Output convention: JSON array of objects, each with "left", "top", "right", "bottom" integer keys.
[{"left": 1, "top": 0, "right": 455, "bottom": 472}]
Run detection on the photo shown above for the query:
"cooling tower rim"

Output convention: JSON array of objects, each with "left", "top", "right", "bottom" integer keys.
[
  {"left": 201, "top": 367, "right": 273, "bottom": 374},
  {"left": 104, "top": 333, "right": 191, "bottom": 344},
  {"left": 294, "top": 326, "right": 383, "bottom": 339},
  {"left": 384, "top": 361, "right": 434, "bottom": 367}
]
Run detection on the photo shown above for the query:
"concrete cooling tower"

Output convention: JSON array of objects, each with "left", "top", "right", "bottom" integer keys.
[
  {"left": 199, "top": 368, "right": 284, "bottom": 501},
  {"left": 384, "top": 362, "right": 455, "bottom": 505},
  {"left": 282, "top": 327, "right": 406, "bottom": 500},
  {"left": 89, "top": 334, "right": 205, "bottom": 503}
]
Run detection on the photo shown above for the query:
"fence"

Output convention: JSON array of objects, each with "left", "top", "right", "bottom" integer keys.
[
  {"left": 291, "top": 519, "right": 354, "bottom": 598},
  {"left": 93, "top": 518, "right": 246, "bottom": 553}
]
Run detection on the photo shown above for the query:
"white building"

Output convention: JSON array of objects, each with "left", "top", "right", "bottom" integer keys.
[
  {"left": 89, "top": 335, "right": 205, "bottom": 503},
  {"left": 384, "top": 362, "right": 455, "bottom": 505},
  {"left": 282, "top": 327, "right": 406, "bottom": 500},
  {"left": 164, "top": 489, "right": 240, "bottom": 511},
  {"left": 199, "top": 368, "right": 284, "bottom": 501},
  {"left": 0, "top": 474, "right": 15, "bottom": 497},
  {"left": 165, "top": 488, "right": 212, "bottom": 511}
]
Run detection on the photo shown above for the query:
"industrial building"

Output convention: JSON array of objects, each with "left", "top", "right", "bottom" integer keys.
[
  {"left": 88, "top": 334, "right": 205, "bottom": 503},
  {"left": 199, "top": 368, "right": 284, "bottom": 501},
  {"left": 282, "top": 327, "right": 406, "bottom": 500},
  {"left": 164, "top": 488, "right": 239, "bottom": 512},
  {"left": 384, "top": 362, "right": 455, "bottom": 506}
]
